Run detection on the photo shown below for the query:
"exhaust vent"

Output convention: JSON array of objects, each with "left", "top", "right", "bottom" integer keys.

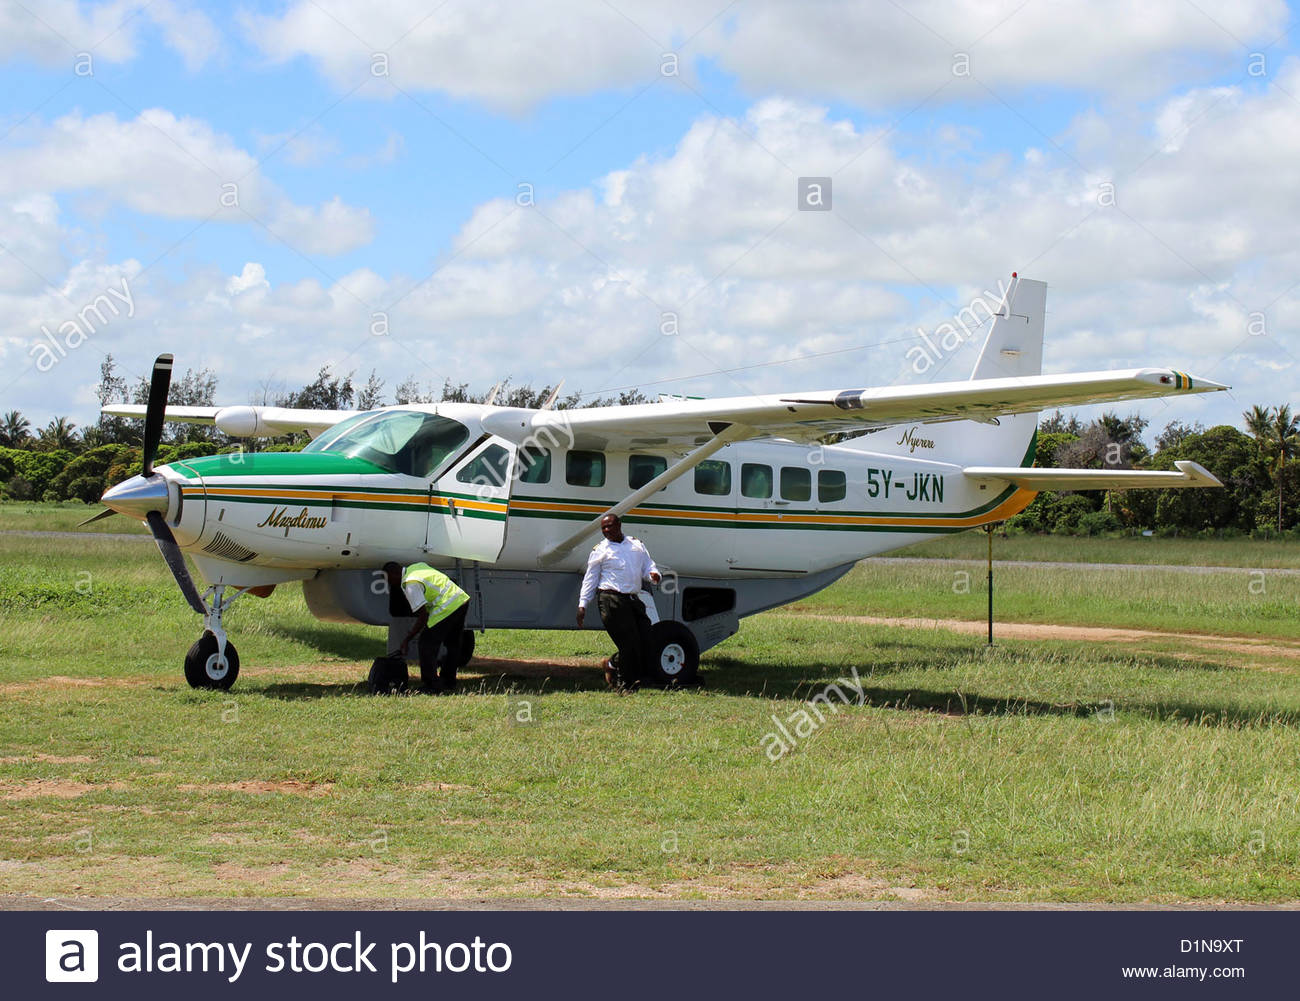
[{"left": 203, "top": 531, "right": 258, "bottom": 563}]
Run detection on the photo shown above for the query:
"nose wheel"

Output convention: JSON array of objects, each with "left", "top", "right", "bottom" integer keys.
[
  {"left": 184, "top": 633, "right": 240, "bottom": 690},
  {"left": 183, "top": 583, "right": 246, "bottom": 690}
]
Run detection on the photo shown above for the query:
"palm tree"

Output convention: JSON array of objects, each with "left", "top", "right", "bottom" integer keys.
[
  {"left": 0, "top": 410, "right": 30, "bottom": 447},
  {"left": 1244, "top": 404, "right": 1272, "bottom": 452},
  {"left": 37, "top": 416, "right": 78, "bottom": 452},
  {"left": 1265, "top": 405, "right": 1300, "bottom": 530}
]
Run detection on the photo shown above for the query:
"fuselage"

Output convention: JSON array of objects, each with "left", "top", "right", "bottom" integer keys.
[{"left": 141, "top": 403, "right": 1036, "bottom": 588}]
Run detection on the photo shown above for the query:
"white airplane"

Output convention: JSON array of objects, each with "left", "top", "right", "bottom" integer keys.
[{"left": 96, "top": 276, "right": 1225, "bottom": 690}]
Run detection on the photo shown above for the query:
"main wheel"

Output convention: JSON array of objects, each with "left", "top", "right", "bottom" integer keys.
[
  {"left": 647, "top": 621, "right": 699, "bottom": 686},
  {"left": 446, "top": 629, "right": 476, "bottom": 669},
  {"left": 184, "top": 633, "right": 240, "bottom": 690},
  {"left": 367, "top": 657, "right": 409, "bottom": 695}
]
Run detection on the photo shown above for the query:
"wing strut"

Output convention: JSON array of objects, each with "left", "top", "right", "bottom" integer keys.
[{"left": 537, "top": 422, "right": 754, "bottom": 566}]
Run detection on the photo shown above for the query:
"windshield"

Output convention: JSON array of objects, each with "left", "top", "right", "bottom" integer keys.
[{"left": 304, "top": 410, "right": 469, "bottom": 477}]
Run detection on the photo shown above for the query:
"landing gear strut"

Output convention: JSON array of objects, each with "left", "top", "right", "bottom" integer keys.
[{"left": 183, "top": 584, "right": 246, "bottom": 690}]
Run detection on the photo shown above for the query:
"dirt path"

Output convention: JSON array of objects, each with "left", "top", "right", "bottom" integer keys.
[{"left": 791, "top": 612, "right": 1300, "bottom": 661}]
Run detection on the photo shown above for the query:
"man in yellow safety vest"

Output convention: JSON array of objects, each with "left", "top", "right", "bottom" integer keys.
[{"left": 383, "top": 561, "right": 471, "bottom": 693}]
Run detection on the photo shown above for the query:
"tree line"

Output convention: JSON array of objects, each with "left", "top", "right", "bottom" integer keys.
[
  {"left": 0, "top": 357, "right": 648, "bottom": 504},
  {"left": 2, "top": 356, "right": 1297, "bottom": 537}
]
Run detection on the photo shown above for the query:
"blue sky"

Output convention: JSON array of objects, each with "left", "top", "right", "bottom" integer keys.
[{"left": 2, "top": 0, "right": 1297, "bottom": 437}]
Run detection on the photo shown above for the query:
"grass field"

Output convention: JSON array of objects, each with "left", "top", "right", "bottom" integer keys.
[{"left": 2, "top": 503, "right": 1299, "bottom": 903}]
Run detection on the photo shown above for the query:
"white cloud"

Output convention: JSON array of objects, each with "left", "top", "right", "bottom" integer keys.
[
  {"left": 12, "top": 79, "right": 1300, "bottom": 433},
  {"left": 243, "top": 0, "right": 1287, "bottom": 110},
  {"left": 0, "top": 109, "right": 374, "bottom": 254},
  {"left": 0, "top": 0, "right": 219, "bottom": 70},
  {"left": 227, "top": 262, "right": 269, "bottom": 296}
]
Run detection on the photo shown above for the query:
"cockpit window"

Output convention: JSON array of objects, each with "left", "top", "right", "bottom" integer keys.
[{"left": 303, "top": 410, "right": 469, "bottom": 477}]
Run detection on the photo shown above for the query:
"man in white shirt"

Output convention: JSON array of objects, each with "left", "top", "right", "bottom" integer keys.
[{"left": 576, "top": 513, "right": 661, "bottom": 689}]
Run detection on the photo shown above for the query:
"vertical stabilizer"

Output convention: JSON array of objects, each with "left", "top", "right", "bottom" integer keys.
[
  {"left": 970, "top": 275, "right": 1045, "bottom": 381},
  {"left": 838, "top": 275, "right": 1047, "bottom": 468}
]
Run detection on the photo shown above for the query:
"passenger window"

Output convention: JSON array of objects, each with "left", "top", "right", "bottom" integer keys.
[
  {"left": 818, "top": 469, "right": 847, "bottom": 503},
  {"left": 517, "top": 447, "right": 551, "bottom": 484},
  {"left": 741, "top": 463, "right": 772, "bottom": 499},
  {"left": 629, "top": 454, "right": 667, "bottom": 489},
  {"left": 566, "top": 450, "right": 606, "bottom": 488},
  {"left": 694, "top": 460, "right": 732, "bottom": 496},
  {"left": 456, "top": 444, "right": 511, "bottom": 488},
  {"left": 780, "top": 466, "right": 811, "bottom": 501}
]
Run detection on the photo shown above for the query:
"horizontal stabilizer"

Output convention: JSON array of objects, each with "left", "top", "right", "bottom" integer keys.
[{"left": 963, "top": 460, "right": 1222, "bottom": 491}]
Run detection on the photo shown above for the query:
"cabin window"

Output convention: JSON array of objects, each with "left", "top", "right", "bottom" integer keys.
[
  {"left": 818, "top": 469, "right": 847, "bottom": 503},
  {"left": 628, "top": 454, "right": 667, "bottom": 489},
  {"left": 566, "top": 450, "right": 606, "bottom": 488},
  {"left": 456, "top": 444, "right": 511, "bottom": 488},
  {"left": 694, "top": 460, "right": 732, "bottom": 496},
  {"left": 517, "top": 447, "right": 551, "bottom": 484},
  {"left": 303, "top": 410, "right": 468, "bottom": 478},
  {"left": 780, "top": 466, "right": 811, "bottom": 502},
  {"left": 741, "top": 463, "right": 773, "bottom": 499}
]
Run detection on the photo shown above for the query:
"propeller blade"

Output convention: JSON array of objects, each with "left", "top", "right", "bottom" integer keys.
[
  {"left": 77, "top": 508, "right": 118, "bottom": 527},
  {"left": 141, "top": 353, "right": 174, "bottom": 477},
  {"left": 146, "top": 510, "right": 206, "bottom": 614}
]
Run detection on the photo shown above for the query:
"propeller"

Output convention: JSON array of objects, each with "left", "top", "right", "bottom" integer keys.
[
  {"left": 80, "top": 353, "right": 176, "bottom": 526},
  {"left": 147, "top": 510, "right": 206, "bottom": 614},
  {"left": 77, "top": 507, "right": 118, "bottom": 527},
  {"left": 94, "top": 353, "right": 206, "bottom": 613},
  {"left": 141, "top": 353, "right": 172, "bottom": 476}
]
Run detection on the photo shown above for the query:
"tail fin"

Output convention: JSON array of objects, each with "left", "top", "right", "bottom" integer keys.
[
  {"left": 958, "top": 275, "right": 1045, "bottom": 466},
  {"left": 839, "top": 275, "right": 1046, "bottom": 468},
  {"left": 970, "top": 275, "right": 1045, "bottom": 381}
]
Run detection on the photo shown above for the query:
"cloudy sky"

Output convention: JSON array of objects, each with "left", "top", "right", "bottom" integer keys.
[{"left": 1, "top": 0, "right": 1296, "bottom": 437}]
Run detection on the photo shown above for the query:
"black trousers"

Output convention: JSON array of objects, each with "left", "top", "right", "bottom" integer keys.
[
  {"left": 417, "top": 603, "right": 469, "bottom": 691},
  {"left": 597, "top": 591, "right": 653, "bottom": 684}
]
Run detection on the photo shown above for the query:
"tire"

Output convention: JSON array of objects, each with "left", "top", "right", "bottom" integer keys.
[
  {"left": 647, "top": 620, "right": 699, "bottom": 686},
  {"left": 446, "top": 629, "right": 476, "bottom": 669},
  {"left": 367, "top": 656, "right": 409, "bottom": 695},
  {"left": 184, "top": 633, "right": 240, "bottom": 690}
]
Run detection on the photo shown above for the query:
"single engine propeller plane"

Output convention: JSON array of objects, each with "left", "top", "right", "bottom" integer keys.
[{"left": 95, "top": 276, "right": 1226, "bottom": 690}]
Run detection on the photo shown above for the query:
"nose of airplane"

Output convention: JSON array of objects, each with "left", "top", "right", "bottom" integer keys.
[{"left": 101, "top": 473, "right": 170, "bottom": 519}]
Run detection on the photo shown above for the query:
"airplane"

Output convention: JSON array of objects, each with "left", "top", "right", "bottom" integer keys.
[{"left": 94, "top": 275, "right": 1226, "bottom": 691}]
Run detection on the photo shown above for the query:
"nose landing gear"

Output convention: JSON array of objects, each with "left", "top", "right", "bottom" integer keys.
[{"left": 183, "top": 584, "right": 245, "bottom": 690}]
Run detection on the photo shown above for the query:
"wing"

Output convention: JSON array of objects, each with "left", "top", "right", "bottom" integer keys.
[
  {"left": 964, "top": 460, "right": 1222, "bottom": 491},
  {"left": 480, "top": 368, "right": 1226, "bottom": 450},
  {"left": 102, "top": 404, "right": 358, "bottom": 438}
]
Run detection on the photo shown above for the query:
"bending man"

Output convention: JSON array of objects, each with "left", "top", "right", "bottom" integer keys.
[
  {"left": 384, "top": 561, "right": 470, "bottom": 693},
  {"left": 576, "top": 514, "right": 661, "bottom": 689}
]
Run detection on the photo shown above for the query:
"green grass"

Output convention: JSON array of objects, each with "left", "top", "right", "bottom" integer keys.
[
  {"left": 0, "top": 500, "right": 148, "bottom": 534},
  {"left": 803, "top": 560, "right": 1300, "bottom": 638},
  {"left": 897, "top": 530, "right": 1300, "bottom": 568},
  {"left": 2, "top": 507, "right": 1300, "bottom": 903}
]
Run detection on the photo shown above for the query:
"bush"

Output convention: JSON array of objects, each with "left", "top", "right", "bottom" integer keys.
[
  {"left": 1047, "top": 494, "right": 1096, "bottom": 533},
  {"left": 2, "top": 476, "right": 34, "bottom": 500},
  {"left": 1077, "top": 510, "right": 1121, "bottom": 536},
  {"left": 65, "top": 475, "right": 105, "bottom": 504}
]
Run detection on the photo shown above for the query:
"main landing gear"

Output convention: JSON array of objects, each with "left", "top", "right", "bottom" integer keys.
[{"left": 183, "top": 584, "right": 247, "bottom": 690}]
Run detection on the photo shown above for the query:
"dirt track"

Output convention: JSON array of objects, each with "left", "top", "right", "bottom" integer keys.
[{"left": 793, "top": 613, "right": 1300, "bottom": 662}]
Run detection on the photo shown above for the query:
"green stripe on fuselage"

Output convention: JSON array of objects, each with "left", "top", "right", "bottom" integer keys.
[{"left": 172, "top": 452, "right": 389, "bottom": 478}]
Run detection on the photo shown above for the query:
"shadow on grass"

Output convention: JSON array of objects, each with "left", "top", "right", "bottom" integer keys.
[
  {"left": 245, "top": 642, "right": 1291, "bottom": 728},
  {"left": 256, "top": 657, "right": 611, "bottom": 701},
  {"left": 272, "top": 624, "right": 383, "bottom": 660}
]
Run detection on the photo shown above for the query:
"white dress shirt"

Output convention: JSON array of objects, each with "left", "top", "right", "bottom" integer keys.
[{"left": 578, "top": 535, "right": 659, "bottom": 609}]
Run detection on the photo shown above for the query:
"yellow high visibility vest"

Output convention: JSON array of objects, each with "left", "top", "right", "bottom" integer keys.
[{"left": 402, "top": 563, "right": 469, "bottom": 625}]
